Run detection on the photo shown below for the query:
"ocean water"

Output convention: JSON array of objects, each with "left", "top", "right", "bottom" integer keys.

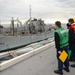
[
  {"left": 62, "top": 24, "right": 67, "bottom": 28},
  {"left": 2, "top": 23, "right": 67, "bottom": 28},
  {"left": 51, "top": 23, "right": 67, "bottom": 28}
]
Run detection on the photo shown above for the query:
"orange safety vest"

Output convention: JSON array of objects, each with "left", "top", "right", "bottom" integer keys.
[{"left": 70, "top": 23, "right": 75, "bottom": 34}]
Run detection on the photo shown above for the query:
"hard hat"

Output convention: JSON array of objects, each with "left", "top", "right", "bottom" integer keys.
[{"left": 73, "top": 18, "right": 75, "bottom": 22}]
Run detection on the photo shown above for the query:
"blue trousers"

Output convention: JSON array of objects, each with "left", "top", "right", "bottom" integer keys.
[{"left": 57, "top": 46, "right": 69, "bottom": 71}]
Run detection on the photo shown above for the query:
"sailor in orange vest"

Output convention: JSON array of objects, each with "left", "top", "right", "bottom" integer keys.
[{"left": 68, "top": 18, "right": 75, "bottom": 67}]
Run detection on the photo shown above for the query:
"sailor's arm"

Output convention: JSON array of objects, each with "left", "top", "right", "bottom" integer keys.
[{"left": 54, "top": 32, "right": 61, "bottom": 54}]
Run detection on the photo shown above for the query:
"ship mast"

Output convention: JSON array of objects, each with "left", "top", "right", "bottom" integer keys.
[
  {"left": 29, "top": 5, "right": 32, "bottom": 20},
  {"left": 29, "top": 5, "right": 32, "bottom": 43},
  {"left": 11, "top": 17, "right": 14, "bottom": 36}
]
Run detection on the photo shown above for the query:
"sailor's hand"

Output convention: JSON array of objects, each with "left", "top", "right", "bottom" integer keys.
[{"left": 58, "top": 51, "right": 61, "bottom": 54}]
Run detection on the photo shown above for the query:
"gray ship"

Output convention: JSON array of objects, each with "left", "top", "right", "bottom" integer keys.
[
  {"left": 0, "top": 17, "right": 54, "bottom": 52},
  {"left": 0, "top": 6, "right": 54, "bottom": 52}
]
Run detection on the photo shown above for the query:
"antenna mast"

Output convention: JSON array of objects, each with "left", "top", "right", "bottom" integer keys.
[{"left": 29, "top": 5, "right": 32, "bottom": 20}]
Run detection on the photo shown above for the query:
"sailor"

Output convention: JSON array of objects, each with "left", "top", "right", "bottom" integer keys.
[
  {"left": 66, "top": 23, "right": 71, "bottom": 29},
  {"left": 68, "top": 18, "right": 75, "bottom": 67},
  {"left": 54, "top": 21, "right": 70, "bottom": 75}
]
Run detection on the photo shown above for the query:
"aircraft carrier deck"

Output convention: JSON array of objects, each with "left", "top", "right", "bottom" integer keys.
[{"left": 0, "top": 43, "right": 74, "bottom": 75}]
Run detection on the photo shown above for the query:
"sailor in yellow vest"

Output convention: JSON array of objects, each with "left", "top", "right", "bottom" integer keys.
[{"left": 54, "top": 21, "right": 70, "bottom": 75}]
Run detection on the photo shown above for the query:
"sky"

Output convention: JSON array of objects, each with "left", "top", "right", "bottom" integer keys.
[{"left": 0, "top": 0, "right": 75, "bottom": 24}]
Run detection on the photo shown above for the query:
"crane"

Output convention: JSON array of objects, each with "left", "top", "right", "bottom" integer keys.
[{"left": 10, "top": 17, "right": 22, "bottom": 36}]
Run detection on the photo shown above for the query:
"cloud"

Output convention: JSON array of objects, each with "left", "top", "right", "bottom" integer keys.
[
  {"left": 57, "top": 0, "right": 75, "bottom": 8},
  {"left": 0, "top": 0, "right": 75, "bottom": 24}
]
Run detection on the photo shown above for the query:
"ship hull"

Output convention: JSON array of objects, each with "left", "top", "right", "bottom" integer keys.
[{"left": 0, "top": 31, "right": 54, "bottom": 52}]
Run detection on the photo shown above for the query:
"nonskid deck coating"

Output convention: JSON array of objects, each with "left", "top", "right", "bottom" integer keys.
[{"left": 0, "top": 46, "right": 74, "bottom": 75}]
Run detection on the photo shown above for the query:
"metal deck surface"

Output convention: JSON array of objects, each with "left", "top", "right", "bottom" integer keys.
[{"left": 0, "top": 46, "right": 75, "bottom": 75}]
